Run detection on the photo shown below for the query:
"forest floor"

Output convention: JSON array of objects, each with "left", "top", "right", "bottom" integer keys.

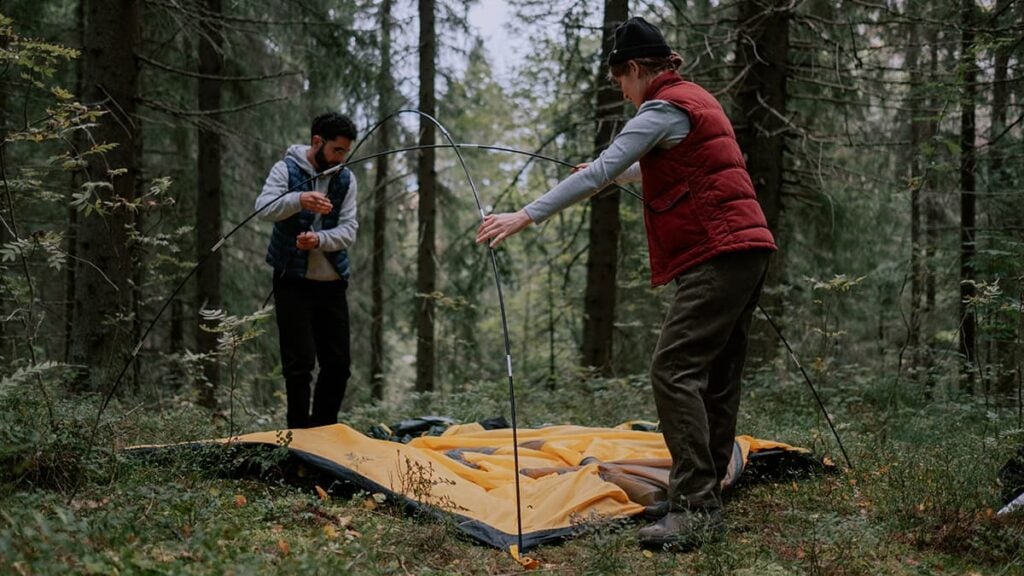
[{"left": 1, "top": 365, "right": 1023, "bottom": 575}]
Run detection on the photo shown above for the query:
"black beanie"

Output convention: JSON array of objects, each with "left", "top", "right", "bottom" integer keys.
[{"left": 608, "top": 17, "right": 671, "bottom": 66}]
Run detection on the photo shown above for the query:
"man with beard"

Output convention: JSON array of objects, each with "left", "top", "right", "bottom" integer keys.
[{"left": 256, "top": 112, "right": 359, "bottom": 429}]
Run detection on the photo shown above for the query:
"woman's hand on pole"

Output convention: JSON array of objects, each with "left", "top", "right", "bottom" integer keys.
[{"left": 475, "top": 209, "right": 533, "bottom": 248}]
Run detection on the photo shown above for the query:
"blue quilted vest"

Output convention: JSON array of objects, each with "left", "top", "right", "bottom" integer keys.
[{"left": 265, "top": 158, "right": 352, "bottom": 279}]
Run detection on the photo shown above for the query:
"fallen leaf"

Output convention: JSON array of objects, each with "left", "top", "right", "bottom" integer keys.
[
  {"left": 337, "top": 516, "right": 352, "bottom": 529},
  {"left": 323, "top": 525, "right": 338, "bottom": 539},
  {"left": 642, "top": 550, "right": 654, "bottom": 558},
  {"left": 272, "top": 524, "right": 284, "bottom": 534},
  {"left": 363, "top": 498, "right": 377, "bottom": 511},
  {"left": 277, "top": 539, "right": 290, "bottom": 557},
  {"left": 233, "top": 494, "right": 247, "bottom": 508},
  {"left": 315, "top": 485, "right": 329, "bottom": 501},
  {"left": 519, "top": 556, "right": 540, "bottom": 570},
  {"left": 345, "top": 529, "right": 361, "bottom": 540}
]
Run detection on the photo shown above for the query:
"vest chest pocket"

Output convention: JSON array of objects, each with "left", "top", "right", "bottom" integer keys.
[
  {"left": 648, "top": 181, "right": 689, "bottom": 212},
  {"left": 644, "top": 182, "right": 708, "bottom": 257}
]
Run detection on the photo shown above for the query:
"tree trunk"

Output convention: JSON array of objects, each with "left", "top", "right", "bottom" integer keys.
[
  {"left": 415, "top": 0, "right": 437, "bottom": 393},
  {"left": 371, "top": 0, "right": 394, "bottom": 402},
  {"left": 70, "top": 0, "right": 140, "bottom": 391},
  {"left": 924, "top": 29, "right": 940, "bottom": 317},
  {"left": 0, "top": 26, "right": 7, "bottom": 362},
  {"left": 990, "top": 0, "right": 1016, "bottom": 395},
  {"left": 580, "top": 0, "right": 628, "bottom": 376},
  {"left": 906, "top": 5, "right": 924, "bottom": 377},
  {"left": 65, "top": 0, "right": 86, "bottom": 364},
  {"left": 734, "top": 0, "right": 790, "bottom": 363},
  {"left": 169, "top": 123, "right": 191, "bottom": 355},
  {"left": 195, "top": 0, "right": 223, "bottom": 408},
  {"left": 959, "top": 0, "right": 977, "bottom": 391}
]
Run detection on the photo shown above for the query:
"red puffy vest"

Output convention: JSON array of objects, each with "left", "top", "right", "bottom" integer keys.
[{"left": 639, "top": 72, "right": 777, "bottom": 286}]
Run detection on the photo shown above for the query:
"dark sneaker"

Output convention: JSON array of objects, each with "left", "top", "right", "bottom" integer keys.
[{"left": 637, "top": 509, "right": 725, "bottom": 550}]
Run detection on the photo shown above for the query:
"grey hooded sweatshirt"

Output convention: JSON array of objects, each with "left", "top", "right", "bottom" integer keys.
[{"left": 255, "top": 144, "right": 359, "bottom": 281}]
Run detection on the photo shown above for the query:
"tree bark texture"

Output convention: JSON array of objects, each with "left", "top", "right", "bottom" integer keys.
[
  {"left": 415, "top": 0, "right": 437, "bottom": 393},
  {"left": 734, "top": 0, "right": 790, "bottom": 363},
  {"left": 959, "top": 0, "right": 977, "bottom": 391},
  {"left": 581, "top": 0, "right": 628, "bottom": 376},
  {"left": 989, "top": 0, "right": 1017, "bottom": 395},
  {"left": 371, "top": 0, "right": 394, "bottom": 401},
  {"left": 924, "top": 29, "right": 940, "bottom": 316},
  {"left": 0, "top": 27, "right": 7, "bottom": 362},
  {"left": 195, "top": 0, "right": 224, "bottom": 407},
  {"left": 70, "top": 0, "right": 140, "bottom": 390},
  {"left": 906, "top": 6, "right": 924, "bottom": 375},
  {"left": 65, "top": 0, "right": 86, "bottom": 364}
]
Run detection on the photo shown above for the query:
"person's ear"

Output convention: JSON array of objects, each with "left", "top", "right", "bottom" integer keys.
[{"left": 311, "top": 134, "right": 323, "bottom": 149}]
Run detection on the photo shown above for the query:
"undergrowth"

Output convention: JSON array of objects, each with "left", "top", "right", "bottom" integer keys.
[{"left": 1, "top": 367, "right": 1022, "bottom": 575}]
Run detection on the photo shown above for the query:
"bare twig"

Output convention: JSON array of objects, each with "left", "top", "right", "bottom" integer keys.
[{"left": 137, "top": 53, "right": 299, "bottom": 82}]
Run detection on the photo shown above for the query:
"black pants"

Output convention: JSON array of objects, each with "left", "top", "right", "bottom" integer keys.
[
  {"left": 650, "top": 249, "right": 769, "bottom": 512},
  {"left": 273, "top": 275, "right": 351, "bottom": 429}
]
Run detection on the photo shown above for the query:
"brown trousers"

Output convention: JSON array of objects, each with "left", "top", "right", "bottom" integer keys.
[{"left": 651, "top": 249, "right": 770, "bottom": 512}]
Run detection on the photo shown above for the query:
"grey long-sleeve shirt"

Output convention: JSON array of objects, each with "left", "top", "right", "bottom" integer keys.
[
  {"left": 523, "top": 100, "right": 691, "bottom": 223},
  {"left": 256, "top": 144, "right": 359, "bottom": 281}
]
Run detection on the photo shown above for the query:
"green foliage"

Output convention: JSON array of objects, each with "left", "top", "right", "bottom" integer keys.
[
  {"left": 0, "top": 357, "right": 1022, "bottom": 574},
  {"left": 1, "top": 0, "right": 1023, "bottom": 571},
  {"left": 0, "top": 13, "right": 78, "bottom": 79},
  {"left": 0, "top": 386, "right": 110, "bottom": 494}
]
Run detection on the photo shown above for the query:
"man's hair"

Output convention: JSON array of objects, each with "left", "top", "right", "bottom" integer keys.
[{"left": 311, "top": 112, "right": 357, "bottom": 142}]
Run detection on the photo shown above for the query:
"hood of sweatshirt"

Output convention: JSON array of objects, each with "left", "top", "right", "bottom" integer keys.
[
  {"left": 283, "top": 144, "right": 333, "bottom": 193},
  {"left": 285, "top": 144, "right": 316, "bottom": 174}
]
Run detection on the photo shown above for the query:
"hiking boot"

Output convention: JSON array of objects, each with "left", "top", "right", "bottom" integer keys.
[
  {"left": 637, "top": 508, "right": 725, "bottom": 550},
  {"left": 641, "top": 500, "right": 670, "bottom": 520}
]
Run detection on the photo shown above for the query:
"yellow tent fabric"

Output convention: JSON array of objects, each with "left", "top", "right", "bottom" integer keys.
[{"left": 207, "top": 423, "right": 807, "bottom": 550}]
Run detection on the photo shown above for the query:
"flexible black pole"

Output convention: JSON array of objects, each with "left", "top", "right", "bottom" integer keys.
[
  {"left": 370, "top": 110, "right": 527, "bottom": 554},
  {"left": 340, "top": 142, "right": 644, "bottom": 202},
  {"left": 758, "top": 304, "right": 854, "bottom": 469}
]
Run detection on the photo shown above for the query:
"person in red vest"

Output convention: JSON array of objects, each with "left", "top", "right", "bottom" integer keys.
[{"left": 476, "top": 16, "right": 776, "bottom": 549}]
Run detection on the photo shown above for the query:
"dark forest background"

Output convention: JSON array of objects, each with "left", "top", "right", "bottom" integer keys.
[{"left": 1, "top": 1, "right": 1023, "bottom": 573}]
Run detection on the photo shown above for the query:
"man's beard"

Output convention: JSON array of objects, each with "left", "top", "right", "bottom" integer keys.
[{"left": 315, "top": 145, "right": 338, "bottom": 170}]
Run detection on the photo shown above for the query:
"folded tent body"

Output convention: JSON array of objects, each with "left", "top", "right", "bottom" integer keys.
[{"left": 149, "top": 422, "right": 820, "bottom": 551}]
